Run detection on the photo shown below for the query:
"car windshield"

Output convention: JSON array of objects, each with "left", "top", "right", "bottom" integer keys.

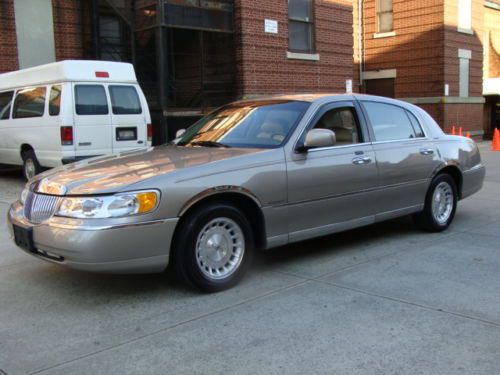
[{"left": 176, "top": 100, "right": 310, "bottom": 149}]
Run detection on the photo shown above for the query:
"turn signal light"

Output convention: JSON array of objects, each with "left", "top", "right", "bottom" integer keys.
[
  {"left": 60, "top": 126, "right": 73, "bottom": 145},
  {"left": 136, "top": 192, "right": 157, "bottom": 213}
]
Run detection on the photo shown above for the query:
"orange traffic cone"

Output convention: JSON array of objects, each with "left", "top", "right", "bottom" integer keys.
[
  {"left": 451, "top": 125, "right": 456, "bottom": 135},
  {"left": 466, "top": 131, "right": 471, "bottom": 138},
  {"left": 492, "top": 128, "right": 500, "bottom": 151},
  {"left": 459, "top": 127, "right": 463, "bottom": 136}
]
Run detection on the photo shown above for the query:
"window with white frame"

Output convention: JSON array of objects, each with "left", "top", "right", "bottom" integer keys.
[
  {"left": 458, "top": 0, "right": 472, "bottom": 32},
  {"left": 377, "top": 0, "right": 393, "bottom": 33}
]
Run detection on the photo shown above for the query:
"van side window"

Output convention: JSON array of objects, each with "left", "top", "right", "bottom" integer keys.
[
  {"left": 362, "top": 101, "right": 417, "bottom": 141},
  {"left": 109, "top": 85, "right": 142, "bottom": 115},
  {"left": 0, "top": 91, "right": 14, "bottom": 120},
  {"left": 13, "top": 87, "right": 46, "bottom": 119},
  {"left": 49, "top": 85, "right": 62, "bottom": 116},
  {"left": 75, "top": 85, "right": 108, "bottom": 115}
]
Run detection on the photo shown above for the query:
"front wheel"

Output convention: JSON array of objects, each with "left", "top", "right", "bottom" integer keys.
[
  {"left": 172, "top": 203, "right": 254, "bottom": 293},
  {"left": 22, "top": 150, "right": 42, "bottom": 181},
  {"left": 413, "top": 174, "right": 457, "bottom": 232}
]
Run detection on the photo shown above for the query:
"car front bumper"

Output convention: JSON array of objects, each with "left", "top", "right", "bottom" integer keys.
[{"left": 7, "top": 201, "right": 178, "bottom": 274}]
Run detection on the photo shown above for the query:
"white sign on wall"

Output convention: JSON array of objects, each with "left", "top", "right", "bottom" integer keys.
[
  {"left": 346, "top": 79, "right": 353, "bottom": 93},
  {"left": 444, "top": 83, "right": 449, "bottom": 96},
  {"left": 264, "top": 19, "right": 278, "bottom": 34}
]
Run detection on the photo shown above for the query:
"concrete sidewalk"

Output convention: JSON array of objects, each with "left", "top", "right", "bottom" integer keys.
[{"left": 0, "top": 143, "right": 499, "bottom": 375}]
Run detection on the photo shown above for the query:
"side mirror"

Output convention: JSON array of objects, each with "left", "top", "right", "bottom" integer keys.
[
  {"left": 176, "top": 129, "right": 186, "bottom": 138},
  {"left": 299, "top": 128, "right": 336, "bottom": 152}
]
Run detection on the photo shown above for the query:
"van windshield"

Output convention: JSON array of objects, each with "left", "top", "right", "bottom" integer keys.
[{"left": 176, "top": 100, "right": 310, "bottom": 149}]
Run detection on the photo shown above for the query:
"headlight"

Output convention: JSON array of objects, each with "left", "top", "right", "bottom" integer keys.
[
  {"left": 55, "top": 190, "right": 159, "bottom": 219},
  {"left": 20, "top": 187, "right": 29, "bottom": 205}
]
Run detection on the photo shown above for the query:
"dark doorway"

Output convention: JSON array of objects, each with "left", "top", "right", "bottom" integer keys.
[{"left": 364, "top": 78, "right": 395, "bottom": 98}]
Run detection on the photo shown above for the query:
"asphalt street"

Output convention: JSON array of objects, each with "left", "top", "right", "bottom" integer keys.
[{"left": 0, "top": 142, "right": 499, "bottom": 375}]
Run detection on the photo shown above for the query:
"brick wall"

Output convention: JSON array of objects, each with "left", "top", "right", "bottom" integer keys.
[
  {"left": 0, "top": 0, "right": 18, "bottom": 73},
  {"left": 52, "top": 0, "right": 84, "bottom": 61},
  {"left": 362, "top": 0, "right": 446, "bottom": 98},
  {"left": 443, "top": 0, "right": 484, "bottom": 97},
  {"left": 484, "top": 4, "right": 500, "bottom": 78},
  {"left": 234, "top": 0, "right": 357, "bottom": 97}
]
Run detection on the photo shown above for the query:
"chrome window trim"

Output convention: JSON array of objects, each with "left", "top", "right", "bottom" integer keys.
[
  {"left": 306, "top": 142, "right": 372, "bottom": 153},
  {"left": 370, "top": 137, "right": 431, "bottom": 146}
]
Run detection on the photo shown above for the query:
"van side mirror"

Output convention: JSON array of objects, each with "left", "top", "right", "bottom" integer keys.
[
  {"left": 297, "top": 129, "right": 336, "bottom": 152},
  {"left": 176, "top": 129, "right": 186, "bottom": 138}
]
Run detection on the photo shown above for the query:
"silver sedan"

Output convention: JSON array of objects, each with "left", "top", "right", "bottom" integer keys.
[{"left": 8, "top": 94, "right": 485, "bottom": 292}]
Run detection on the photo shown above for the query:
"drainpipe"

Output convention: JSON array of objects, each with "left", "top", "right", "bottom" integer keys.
[{"left": 358, "top": 0, "right": 364, "bottom": 90}]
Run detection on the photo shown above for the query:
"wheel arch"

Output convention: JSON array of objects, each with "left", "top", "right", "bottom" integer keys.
[
  {"left": 435, "top": 165, "right": 463, "bottom": 199},
  {"left": 20, "top": 143, "right": 34, "bottom": 157},
  {"left": 175, "top": 187, "right": 267, "bottom": 251}
]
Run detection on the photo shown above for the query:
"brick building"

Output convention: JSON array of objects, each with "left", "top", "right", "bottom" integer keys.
[
  {"left": 483, "top": 0, "right": 500, "bottom": 133},
  {"left": 2, "top": 0, "right": 499, "bottom": 141},
  {"left": 0, "top": 0, "right": 357, "bottom": 143},
  {"left": 355, "top": 0, "right": 500, "bottom": 137}
]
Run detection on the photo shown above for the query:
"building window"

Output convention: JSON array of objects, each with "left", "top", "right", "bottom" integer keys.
[
  {"left": 458, "top": 0, "right": 472, "bottom": 32},
  {"left": 288, "top": 0, "right": 314, "bottom": 53},
  {"left": 376, "top": 0, "right": 393, "bottom": 33},
  {"left": 459, "top": 58, "right": 470, "bottom": 97},
  {"left": 458, "top": 49, "right": 471, "bottom": 97}
]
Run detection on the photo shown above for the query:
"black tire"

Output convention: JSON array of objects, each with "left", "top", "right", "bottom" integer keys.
[
  {"left": 172, "top": 202, "right": 254, "bottom": 293},
  {"left": 413, "top": 173, "right": 458, "bottom": 232},
  {"left": 21, "top": 149, "right": 42, "bottom": 181}
]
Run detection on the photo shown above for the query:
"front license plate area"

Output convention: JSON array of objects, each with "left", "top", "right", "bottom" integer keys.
[{"left": 13, "top": 225, "right": 36, "bottom": 253}]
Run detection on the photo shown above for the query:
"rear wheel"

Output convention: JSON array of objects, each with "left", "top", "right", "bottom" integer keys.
[
  {"left": 21, "top": 150, "right": 42, "bottom": 181},
  {"left": 413, "top": 173, "right": 457, "bottom": 232},
  {"left": 172, "top": 203, "right": 254, "bottom": 293}
]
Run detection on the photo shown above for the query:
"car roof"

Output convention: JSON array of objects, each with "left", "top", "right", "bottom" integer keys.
[{"left": 236, "top": 93, "right": 417, "bottom": 107}]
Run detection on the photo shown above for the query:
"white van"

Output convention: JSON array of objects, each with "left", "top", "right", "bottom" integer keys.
[{"left": 0, "top": 60, "right": 152, "bottom": 180}]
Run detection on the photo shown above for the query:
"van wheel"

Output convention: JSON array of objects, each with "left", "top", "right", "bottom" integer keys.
[
  {"left": 172, "top": 203, "right": 254, "bottom": 293},
  {"left": 413, "top": 173, "right": 457, "bottom": 232},
  {"left": 22, "top": 150, "right": 42, "bottom": 181}
]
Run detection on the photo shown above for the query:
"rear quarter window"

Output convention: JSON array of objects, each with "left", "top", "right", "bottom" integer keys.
[
  {"left": 75, "top": 85, "right": 108, "bottom": 115},
  {"left": 13, "top": 87, "right": 46, "bottom": 119},
  {"left": 109, "top": 85, "right": 142, "bottom": 115}
]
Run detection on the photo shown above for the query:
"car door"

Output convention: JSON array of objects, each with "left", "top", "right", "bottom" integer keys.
[
  {"left": 285, "top": 101, "right": 379, "bottom": 242},
  {"left": 108, "top": 84, "right": 147, "bottom": 152},
  {"left": 73, "top": 83, "right": 112, "bottom": 157},
  {"left": 359, "top": 100, "right": 441, "bottom": 217}
]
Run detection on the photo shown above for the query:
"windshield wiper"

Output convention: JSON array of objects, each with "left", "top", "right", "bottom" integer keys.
[{"left": 189, "top": 141, "right": 232, "bottom": 148}]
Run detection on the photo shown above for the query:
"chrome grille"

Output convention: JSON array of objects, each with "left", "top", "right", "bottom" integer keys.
[{"left": 24, "top": 192, "right": 61, "bottom": 224}]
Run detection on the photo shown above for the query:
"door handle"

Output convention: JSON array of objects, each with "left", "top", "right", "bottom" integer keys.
[
  {"left": 352, "top": 156, "right": 372, "bottom": 165},
  {"left": 419, "top": 148, "right": 434, "bottom": 155}
]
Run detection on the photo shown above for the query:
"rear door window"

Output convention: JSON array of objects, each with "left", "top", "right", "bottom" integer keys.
[
  {"left": 362, "top": 101, "right": 417, "bottom": 141},
  {"left": 49, "top": 85, "right": 62, "bottom": 116},
  {"left": 75, "top": 85, "right": 108, "bottom": 115},
  {"left": 13, "top": 87, "right": 46, "bottom": 119},
  {"left": 109, "top": 85, "right": 142, "bottom": 115},
  {"left": 0, "top": 91, "right": 14, "bottom": 120}
]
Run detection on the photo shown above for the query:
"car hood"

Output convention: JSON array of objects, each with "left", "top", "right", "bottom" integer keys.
[{"left": 31, "top": 146, "right": 263, "bottom": 195}]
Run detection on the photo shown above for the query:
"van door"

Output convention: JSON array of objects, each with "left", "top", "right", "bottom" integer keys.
[
  {"left": 73, "top": 83, "right": 112, "bottom": 157},
  {"left": 108, "top": 84, "right": 147, "bottom": 152}
]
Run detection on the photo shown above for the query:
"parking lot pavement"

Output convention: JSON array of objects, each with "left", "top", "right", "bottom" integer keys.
[{"left": 0, "top": 143, "right": 499, "bottom": 375}]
